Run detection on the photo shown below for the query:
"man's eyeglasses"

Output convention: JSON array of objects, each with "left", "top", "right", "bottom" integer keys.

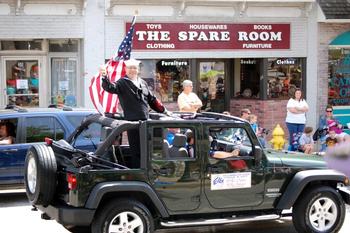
[{"left": 326, "top": 110, "right": 333, "bottom": 113}]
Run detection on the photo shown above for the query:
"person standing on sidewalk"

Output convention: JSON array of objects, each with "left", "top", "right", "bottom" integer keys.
[
  {"left": 177, "top": 80, "right": 203, "bottom": 113},
  {"left": 285, "top": 88, "right": 309, "bottom": 151}
]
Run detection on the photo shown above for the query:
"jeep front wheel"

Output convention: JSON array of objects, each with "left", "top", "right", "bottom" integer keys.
[
  {"left": 293, "top": 186, "right": 345, "bottom": 233},
  {"left": 92, "top": 199, "right": 154, "bottom": 233}
]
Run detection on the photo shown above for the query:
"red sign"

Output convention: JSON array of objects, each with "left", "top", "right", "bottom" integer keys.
[{"left": 127, "top": 23, "right": 290, "bottom": 50}]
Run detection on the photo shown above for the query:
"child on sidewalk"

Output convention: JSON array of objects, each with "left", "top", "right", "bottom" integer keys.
[
  {"left": 326, "top": 129, "right": 338, "bottom": 148},
  {"left": 249, "top": 114, "right": 267, "bottom": 148},
  {"left": 298, "top": 126, "right": 314, "bottom": 154}
]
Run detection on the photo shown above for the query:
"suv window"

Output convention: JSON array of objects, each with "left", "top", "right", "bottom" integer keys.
[
  {"left": 0, "top": 118, "right": 18, "bottom": 145},
  {"left": 73, "top": 122, "right": 102, "bottom": 149},
  {"left": 152, "top": 127, "right": 195, "bottom": 160},
  {"left": 26, "top": 117, "right": 65, "bottom": 142},
  {"left": 66, "top": 115, "right": 87, "bottom": 129}
]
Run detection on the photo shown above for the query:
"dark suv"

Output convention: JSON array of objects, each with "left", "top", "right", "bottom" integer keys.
[
  {"left": 25, "top": 112, "right": 350, "bottom": 233},
  {"left": 0, "top": 107, "right": 95, "bottom": 190}
]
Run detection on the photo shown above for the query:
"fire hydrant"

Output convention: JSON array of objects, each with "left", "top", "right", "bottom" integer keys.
[{"left": 270, "top": 124, "right": 286, "bottom": 150}]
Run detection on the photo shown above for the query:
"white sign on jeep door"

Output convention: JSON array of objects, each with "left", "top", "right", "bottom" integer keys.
[{"left": 211, "top": 172, "right": 251, "bottom": 190}]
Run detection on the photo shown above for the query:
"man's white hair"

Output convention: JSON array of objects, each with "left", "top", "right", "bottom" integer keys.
[{"left": 182, "top": 80, "right": 193, "bottom": 87}]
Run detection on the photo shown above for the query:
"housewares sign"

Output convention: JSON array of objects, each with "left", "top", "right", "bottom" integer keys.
[{"left": 127, "top": 23, "right": 290, "bottom": 50}]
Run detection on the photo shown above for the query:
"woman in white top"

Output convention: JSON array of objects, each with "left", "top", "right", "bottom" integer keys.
[
  {"left": 285, "top": 88, "right": 309, "bottom": 151},
  {"left": 177, "top": 80, "right": 203, "bottom": 113}
]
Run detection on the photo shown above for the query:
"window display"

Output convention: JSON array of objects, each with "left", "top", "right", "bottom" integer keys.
[
  {"left": 328, "top": 48, "right": 350, "bottom": 106},
  {"left": 6, "top": 60, "right": 39, "bottom": 107},
  {"left": 267, "top": 58, "right": 302, "bottom": 99},
  {"left": 51, "top": 58, "right": 77, "bottom": 106},
  {"left": 139, "top": 59, "right": 190, "bottom": 102},
  {"left": 237, "top": 59, "right": 261, "bottom": 99},
  {"left": 1, "top": 40, "right": 42, "bottom": 51},
  {"left": 198, "top": 61, "right": 225, "bottom": 112}
]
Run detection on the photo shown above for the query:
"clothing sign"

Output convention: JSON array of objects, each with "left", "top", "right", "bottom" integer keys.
[
  {"left": 211, "top": 172, "right": 251, "bottom": 190},
  {"left": 127, "top": 23, "right": 290, "bottom": 50}
]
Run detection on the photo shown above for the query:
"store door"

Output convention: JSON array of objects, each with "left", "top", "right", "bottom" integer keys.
[
  {"left": 51, "top": 57, "right": 78, "bottom": 106},
  {"left": 198, "top": 61, "right": 226, "bottom": 112},
  {"left": 1, "top": 57, "right": 42, "bottom": 107}
]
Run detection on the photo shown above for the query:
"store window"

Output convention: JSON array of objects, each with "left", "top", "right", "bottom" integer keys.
[
  {"left": 198, "top": 61, "right": 225, "bottom": 112},
  {"left": 267, "top": 58, "right": 302, "bottom": 99},
  {"left": 0, "top": 40, "right": 42, "bottom": 51},
  {"left": 51, "top": 58, "right": 77, "bottom": 106},
  {"left": 237, "top": 59, "right": 261, "bottom": 99},
  {"left": 5, "top": 60, "right": 39, "bottom": 107},
  {"left": 49, "top": 39, "right": 79, "bottom": 106},
  {"left": 139, "top": 59, "right": 190, "bottom": 102},
  {"left": 328, "top": 48, "right": 350, "bottom": 106},
  {"left": 49, "top": 39, "right": 78, "bottom": 52}
]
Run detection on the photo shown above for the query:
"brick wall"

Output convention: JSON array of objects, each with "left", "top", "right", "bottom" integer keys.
[{"left": 230, "top": 99, "right": 289, "bottom": 141}]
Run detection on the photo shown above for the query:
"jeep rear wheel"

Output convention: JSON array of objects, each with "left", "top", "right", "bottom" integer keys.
[
  {"left": 293, "top": 186, "right": 345, "bottom": 233},
  {"left": 24, "top": 144, "right": 57, "bottom": 206},
  {"left": 91, "top": 199, "right": 154, "bottom": 233}
]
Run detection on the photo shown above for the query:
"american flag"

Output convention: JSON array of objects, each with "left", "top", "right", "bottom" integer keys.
[{"left": 89, "top": 16, "right": 136, "bottom": 114}]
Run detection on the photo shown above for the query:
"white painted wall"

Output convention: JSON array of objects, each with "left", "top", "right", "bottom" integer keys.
[
  {"left": 83, "top": 0, "right": 106, "bottom": 108},
  {"left": 0, "top": 16, "right": 83, "bottom": 39},
  {"left": 306, "top": 2, "right": 318, "bottom": 129}
]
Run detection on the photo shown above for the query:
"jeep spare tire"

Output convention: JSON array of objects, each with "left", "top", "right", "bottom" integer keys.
[{"left": 25, "top": 144, "right": 57, "bottom": 206}]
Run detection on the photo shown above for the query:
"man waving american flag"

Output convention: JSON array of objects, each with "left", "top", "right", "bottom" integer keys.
[{"left": 89, "top": 16, "right": 136, "bottom": 114}]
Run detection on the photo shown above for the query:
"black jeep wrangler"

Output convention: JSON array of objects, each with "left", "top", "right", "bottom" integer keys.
[{"left": 24, "top": 112, "right": 350, "bottom": 233}]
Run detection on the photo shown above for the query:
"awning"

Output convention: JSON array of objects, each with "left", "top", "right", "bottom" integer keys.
[{"left": 330, "top": 31, "right": 350, "bottom": 45}]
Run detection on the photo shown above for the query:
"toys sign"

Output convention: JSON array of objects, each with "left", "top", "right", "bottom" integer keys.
[{"left": 127, "top": 23, "right": 290, "bottom": 50}]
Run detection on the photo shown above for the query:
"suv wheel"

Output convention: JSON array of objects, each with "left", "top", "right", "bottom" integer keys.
[
  {"left": 92, "top": 199, "right": 154, "bottom": 233},
  {"left": 293, "top": 186, "right": 345, "bottom": 233},
  {"left": 24, "top": 144, "right": 57, "bottom": 206}
]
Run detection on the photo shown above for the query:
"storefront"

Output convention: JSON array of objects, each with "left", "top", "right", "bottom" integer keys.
[
  {"left": 328, "top": 33, "right": 350, "bottom": 107},
  {"left": 318, "top": 0, "right": 350, "bottom": 128},
  {"left": 104, "top": 0, "right": 315, "bottom": 132},
  {"left": 0, "top": 39, "right": 81, "bottom": 107},
  {"left": 1, "top": 0, "right": 319, "bottom": 136},
  {"left": 0, "top": 0, "right": 84, "bottom": 108}
]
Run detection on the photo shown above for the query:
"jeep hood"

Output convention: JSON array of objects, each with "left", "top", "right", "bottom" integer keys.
[{"left": 264, "top": 149, "right": 326, "bottom": 168}]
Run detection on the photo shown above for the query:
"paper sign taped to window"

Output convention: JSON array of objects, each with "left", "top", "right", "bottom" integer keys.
[
  {"left": 59, "top": 81, "right": 69, "bottom": 91},
  {"left": 16, "top": 79, "right": 28, "bottom": 89},
  {"left": 211, "top": 172, "right": 251, "bottom": 190}
]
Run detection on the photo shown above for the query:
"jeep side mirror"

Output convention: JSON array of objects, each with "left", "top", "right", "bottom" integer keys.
[{"left": 254, "top": 145, "right": 263, "bottom": 166}]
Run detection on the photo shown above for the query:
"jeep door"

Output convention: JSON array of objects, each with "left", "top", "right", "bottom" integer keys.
[
  {"left": 148, "top": 122, "right": 202, "bottom": 212},
  {"left": 204, "top": 124, "right": 265, "bottom": 208}
]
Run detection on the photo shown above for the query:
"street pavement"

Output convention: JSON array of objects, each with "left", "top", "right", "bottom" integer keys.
[{"left": 0, "top": 191, "right": 350, "bottom": 233}]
